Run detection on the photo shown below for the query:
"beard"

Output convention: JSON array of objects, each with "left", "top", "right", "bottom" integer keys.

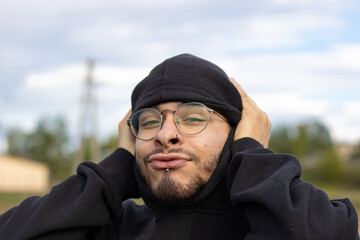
[
  {"left": 152, "top": 172, "right": 206, "bottom": 206},
  {"left": 137, "top": 147, "right": 219, "bottom": 206}
]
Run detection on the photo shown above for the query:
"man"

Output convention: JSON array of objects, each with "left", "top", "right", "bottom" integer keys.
[{"left": 0, "top": 54, "right": 358, "bottom": 239}]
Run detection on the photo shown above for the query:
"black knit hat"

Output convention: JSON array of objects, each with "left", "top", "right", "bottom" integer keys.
[{"left": 131, "top": 53, "right": 242, "bottom": 126}]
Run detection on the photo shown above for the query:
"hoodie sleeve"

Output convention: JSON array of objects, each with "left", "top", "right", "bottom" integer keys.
[
  {"left": 0, "top": 148, "right": 139, "bottom": 240},
  {"left": 227, "top": 137, "right": 359, "bottom": 240}
]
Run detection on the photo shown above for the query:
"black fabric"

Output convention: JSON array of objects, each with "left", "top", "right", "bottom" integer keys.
[
  {"left": 129, "top": 127, "right": 251, "bottom": 240},
  {"left": 0, "top": 141, "right": 359, "bottom": 239},
  {"left": 131, "top": 53, "right": 242, "bottom": 126}
]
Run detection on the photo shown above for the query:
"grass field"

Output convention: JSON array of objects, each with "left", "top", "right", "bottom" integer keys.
[{"left": 0, "top": 192, "right": 46, "bottom": 214}]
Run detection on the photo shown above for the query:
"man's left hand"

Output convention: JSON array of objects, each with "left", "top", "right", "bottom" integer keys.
[{"left": 229, "top": 78, "right": 271, "bottom": 148}]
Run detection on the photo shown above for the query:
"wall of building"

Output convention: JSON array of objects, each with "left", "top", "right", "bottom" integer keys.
[{"left": 0, "top": 155, "right": 49, "bottom": 193}]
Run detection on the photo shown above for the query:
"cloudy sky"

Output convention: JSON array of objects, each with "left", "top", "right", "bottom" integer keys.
[{"left": 0, "top": 0, "right": 359, "bottom": 152}]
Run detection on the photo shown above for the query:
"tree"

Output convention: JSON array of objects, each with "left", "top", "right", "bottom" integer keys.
[
  {"left": 7, "top": 128, "right": 29, "bottom": 157},
  {"left": 101, "top": 134, "right": 118, "bottom": 157},
  {"left": 268, "top": 125, "right": 294, "bottom": 154},
  {"left": 314, "top": 146, "right": 346, "bottom": 184},
  {"left": 349, "top": 141, "right": 360, "bottom": 162},
  {"left": 269, "top": 120, "right": 346, "bottom": 184},
  {"left": 269, "top": 121, "right": 333, "bottom": 160},
  {"left": 6, "top": 116, "right": 73, "bottom": 182}
]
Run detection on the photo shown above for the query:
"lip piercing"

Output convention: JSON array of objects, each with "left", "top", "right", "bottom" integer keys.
[{"left": 165, "top": 168, "right": 170, "bottom": 172}]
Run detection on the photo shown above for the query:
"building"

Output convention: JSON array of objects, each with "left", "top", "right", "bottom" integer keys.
[
  {"left": 0, "top": 155, "right": 49, "bottom": 193},
  {"left": 336, "top": 143, "right": 359, "bottom": 162}
]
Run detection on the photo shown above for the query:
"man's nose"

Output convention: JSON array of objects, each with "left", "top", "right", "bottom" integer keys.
[{"left": 154, "top": 115, "right": 182, "bottom": 147}]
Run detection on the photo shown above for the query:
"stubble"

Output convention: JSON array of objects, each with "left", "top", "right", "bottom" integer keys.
[{"left": 137, "top": 147, "right": 219, "bottom": 205}]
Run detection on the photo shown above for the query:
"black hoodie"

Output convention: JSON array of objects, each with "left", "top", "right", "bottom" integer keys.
[{"left": 0, "top": 136, "right": 358, "bottom": 239}]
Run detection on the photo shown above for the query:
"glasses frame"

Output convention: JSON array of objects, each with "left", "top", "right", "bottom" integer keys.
[{"left": 127, "top": 102, "right": 228, "bottom": 141}]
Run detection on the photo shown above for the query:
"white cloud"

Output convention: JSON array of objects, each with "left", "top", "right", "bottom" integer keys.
[
  {"left": 24, "top": 62, "right": 149, "bottom": 89},
  {"left": 4, "top": 40, "right": 358, "bottom": 146},
  {"left": 331, "top": 43, "right": 360, "bottom": 71},
  {"left": 95, "top": 66, "right": 149, "bottom": 85},
  {"left": 14, "top": 41, "right": 359, "bottom": 144},
  {"left": 254, "top": 94, "right": 360, "bottom": 142},
  {"left": 236, "top": 14, "right": 342, "bottom": 49},
  {"left": 323, "top": 101, "right": 360, "bottom": 142},
  {"left": 269, "top": 0, "right": 359, "bottom": 11},
  {"left": 0, "top": 0, "right": 359, "bottom": 147},
  {"left": 25, "top": 64, "right": 86, "bottom": 89},
  {"left": 66, "top": 23, "right": 138, "bottom": 45},
  {"left": 8, "top": 62, "right": 151, "bottom": 149},
  {"left": 219, "top": 42, "right": 360, "bottom": 95},
  {"left": 214, "top": 42, "right": 360, "bottom": 142},
  {"left": 1, "top": 112, "right": 38, "bottom": 133},
  {"left": 254, "top": 93, "right": 329, "bottom": 115}
]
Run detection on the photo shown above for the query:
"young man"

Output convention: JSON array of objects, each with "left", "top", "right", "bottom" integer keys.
[{"left": 0, "top": 54, "right": 358, "bottom": 239}]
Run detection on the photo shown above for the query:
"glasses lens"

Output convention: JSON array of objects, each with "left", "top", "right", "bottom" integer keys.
[
  {"left": 130, "top": 108, "right": 161, "bottom": 140},
  {"left": 176, "top": 103, "right": 210, "bottom": 135}
]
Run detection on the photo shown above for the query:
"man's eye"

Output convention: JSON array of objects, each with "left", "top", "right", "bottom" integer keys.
[
  {"left": 184, "top": 118, "right": 204, "bottom": 122},
  {"left": 141, "top": 120, "right": 161, "bottom": 128}
]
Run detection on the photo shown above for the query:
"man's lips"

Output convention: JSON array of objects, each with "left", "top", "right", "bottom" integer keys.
[{"left": 148, "top": 153, "right": 189, "bottom": 169}]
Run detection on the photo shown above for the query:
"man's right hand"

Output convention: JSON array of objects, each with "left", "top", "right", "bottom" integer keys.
[{"left": 118, "top": 109, "right": 136, "bottom": 156}]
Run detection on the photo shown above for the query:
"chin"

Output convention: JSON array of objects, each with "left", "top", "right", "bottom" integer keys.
[{"left": 150, "top": 172, "right": 206, "bottom": 206}]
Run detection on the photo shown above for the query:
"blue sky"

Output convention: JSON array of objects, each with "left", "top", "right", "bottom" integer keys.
[{"left": 0, "top": 0, "right": 359, "bottom": 152}]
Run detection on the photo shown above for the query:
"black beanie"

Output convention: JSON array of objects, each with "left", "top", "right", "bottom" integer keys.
[{"left": 131, "top": 53, "right": 242, "bottom": 126}]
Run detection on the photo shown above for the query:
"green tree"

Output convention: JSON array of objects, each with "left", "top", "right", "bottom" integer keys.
[
  {"left": 349, "top": 141, "right": 360, "bottom": 162},
  {"left": 101, "top": 134, "right": 118, "bottom": 157},
  {"left": 7, "top": 128, "right": 29, "bottom": 157},
  {"left": 269, "top": 120, "right": 347, "bottom": 184},
  {"left": 269, "top": 121, "right": 333, "bottom": 159},
  {"left": 314, "top": 146, "right": 346, "bottom": 184},
  {"left": 6, "top": 116, "right": 73, "bottom": 182},
  {"left": 268, "top": 125, "right": 294, "bottom": 154}
]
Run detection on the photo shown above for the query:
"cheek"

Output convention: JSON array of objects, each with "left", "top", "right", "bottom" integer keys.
[
  {"left": 205, "top": 131, "right": 230, "bottom": 156},
  {"left": 204, "top": 130, "right": 228, "bottom": 147},
  {"left": 196, "top": 135, "right": 226, "bottom": 159},
  {"left": 135, "top": 140, "right": 147, "bottom": 159},
  {"left": 135, "top": 141, "right": 148, "bottom": 169}
]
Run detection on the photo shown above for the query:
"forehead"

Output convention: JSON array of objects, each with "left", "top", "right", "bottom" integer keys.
[
  {"left": 150, "top": 101, "right": 219, "bottom": 113},
  {"left": 152, "top": 102, "right": 183, "bottom": 111}
]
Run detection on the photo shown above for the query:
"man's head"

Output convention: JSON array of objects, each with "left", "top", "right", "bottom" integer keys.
[{"left": 130, "top": 54, "right": 242, "bottom": 205}]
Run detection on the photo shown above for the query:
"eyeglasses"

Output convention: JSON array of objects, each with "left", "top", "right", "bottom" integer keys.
[{"left": 127, "top": 102, "right": 228, "bottom": 141}]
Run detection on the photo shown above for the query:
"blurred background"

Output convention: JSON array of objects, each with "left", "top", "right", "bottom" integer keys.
[{"left": 0, "top": 0, "right": 359, "bottom": 227}]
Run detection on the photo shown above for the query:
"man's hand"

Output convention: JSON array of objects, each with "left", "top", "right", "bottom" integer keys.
[
  {"left": 118, "top": 109, "right": 136, "bottom": 155},
  {"left": 229, "top": 78, "right": 271, "bottom": 148}
]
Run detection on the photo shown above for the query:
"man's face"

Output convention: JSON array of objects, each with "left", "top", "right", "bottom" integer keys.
[{"left": 135, "top": 102, "right": 231, "bottom": 205}]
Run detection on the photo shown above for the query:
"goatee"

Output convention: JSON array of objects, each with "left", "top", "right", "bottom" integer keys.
[
  {"left": 152, "top": 172, "right": 206, "bottom": 206},
  {"left": 137, "top": 147, "right": 219, "bottom": 206}
]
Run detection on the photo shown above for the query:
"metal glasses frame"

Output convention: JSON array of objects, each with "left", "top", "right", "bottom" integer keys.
[{"left": 127, "top": 102, "right": 228, "bottom": 141}]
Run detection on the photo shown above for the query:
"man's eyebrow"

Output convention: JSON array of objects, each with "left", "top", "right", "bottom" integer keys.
[{"left": 152, "top": 102, "right": 183, "bottom": 110}]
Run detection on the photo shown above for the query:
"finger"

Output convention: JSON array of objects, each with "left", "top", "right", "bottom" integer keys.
[
  {"left": 229, "top": 78, "right": 258, "bottom": 108},
  {"left": 123, "top": 109, "right": 132, "bottom": 120},
  {"left": 118, "top": 109, "right": 135, "bottom": 152},
  {"left": 263, "top": 121, "right": 272, "bottom": 148},
  {"left": 119, "top": 109, "right": 132, "bottom": 128},
  {"left": 229, "top": 78, "right": 247, "bottom": 98}
]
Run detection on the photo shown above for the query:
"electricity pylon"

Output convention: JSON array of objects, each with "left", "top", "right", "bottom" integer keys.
[{"left": 73, "top": 59, "right": 101, "bottom": 172}]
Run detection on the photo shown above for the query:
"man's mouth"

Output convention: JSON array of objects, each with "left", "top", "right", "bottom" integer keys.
[{"left": 148, "top": 153, "right": 189, "bottom": 170}]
